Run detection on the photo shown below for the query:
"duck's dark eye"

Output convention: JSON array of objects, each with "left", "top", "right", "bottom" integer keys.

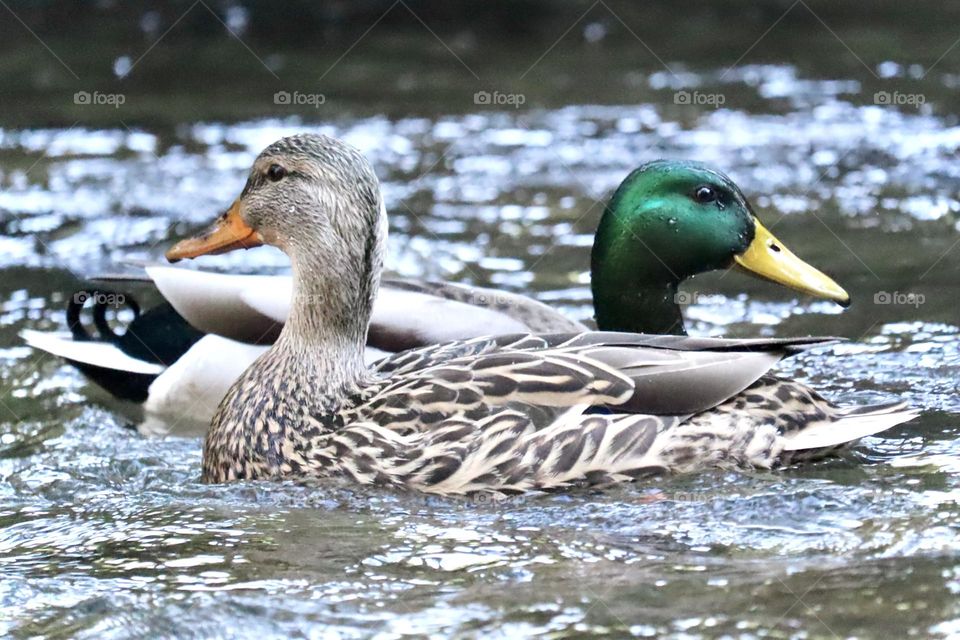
[
  {"left": 694, "top": 185, "right": 717, "bottom": 203},
  {"left": 267, "top": 164, "right": 287, "bottom": 182}
]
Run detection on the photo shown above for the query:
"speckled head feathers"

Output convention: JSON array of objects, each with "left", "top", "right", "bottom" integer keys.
[
  {"left": 238, "top": 133, "right": 388, "bottom": 349},
  {"left": 238, "top": 134, "right": 383, "bottom": 251}
]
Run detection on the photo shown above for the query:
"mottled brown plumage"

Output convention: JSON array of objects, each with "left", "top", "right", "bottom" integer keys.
[{"left": 168, "top": 134, "right": 916, "bottom": 494}]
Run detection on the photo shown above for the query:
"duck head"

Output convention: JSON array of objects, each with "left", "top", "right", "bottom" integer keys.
[
  {"left": 591, "top": 160, "right": 849, "bottom": 335},
  {"left": 167, "top": 134, "right": 387, "bottom": 354}
]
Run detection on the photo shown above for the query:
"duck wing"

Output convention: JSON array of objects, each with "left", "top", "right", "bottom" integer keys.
[
  {"left": 370, "top": 332, "right": 833, "bottom": 414},
  {"left": 146, "top": 265, "right": 284, "bottom": 344},
  {"left": 147, "top": 265, "right": 585, "bottom": 349},
  {"left": 380, "top": 279, "right": 587, "bottom": 333},
  {"left": 322, "top": 334, "right": 913, "bottom": 493}
]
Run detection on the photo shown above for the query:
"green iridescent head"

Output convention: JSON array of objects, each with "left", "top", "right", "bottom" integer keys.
[{"left": 590, "top": 160, "right": 849, "bottom": 334}]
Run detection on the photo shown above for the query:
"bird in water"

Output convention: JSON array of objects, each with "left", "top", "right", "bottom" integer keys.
[{"left": 159, "top": 133, "right": 914, "bottom": 493}]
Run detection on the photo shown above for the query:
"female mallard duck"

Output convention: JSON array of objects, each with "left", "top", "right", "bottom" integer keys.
[
  {"left": 23, "top": 156, "right": 849, "bottom": 430},
  {"left": 161, "top": 133, "right": 912, "bottom": 492}
]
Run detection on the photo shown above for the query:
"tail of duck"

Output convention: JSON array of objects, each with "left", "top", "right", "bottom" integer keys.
[{"left": 780, "top": 401, "right": 918, "bottom": 463}]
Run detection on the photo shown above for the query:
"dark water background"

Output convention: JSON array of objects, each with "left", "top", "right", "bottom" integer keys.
[{"left": 1, "top": 2, "right": 959, "bottom": 637}]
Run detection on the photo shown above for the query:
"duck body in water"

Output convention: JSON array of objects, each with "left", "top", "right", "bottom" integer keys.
[{"left": 162, "top": 134, "right": 914, "bottom": 494}]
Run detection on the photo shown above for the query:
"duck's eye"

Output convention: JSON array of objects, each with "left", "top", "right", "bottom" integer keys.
[
  {"left": 694, "top": 186, "right": 717, "bottom": 204},
  {"left": 267, "top": 164, "right": 287, "bottom": 182}
]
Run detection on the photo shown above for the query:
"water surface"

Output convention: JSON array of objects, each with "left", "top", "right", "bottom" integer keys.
[{"left": 1, "top": 6, "right": 960, "bottom": 638}]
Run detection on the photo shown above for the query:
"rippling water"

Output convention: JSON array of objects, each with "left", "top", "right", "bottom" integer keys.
[{"left": 2, "top": 9, "right": 960, "bottom": 637}]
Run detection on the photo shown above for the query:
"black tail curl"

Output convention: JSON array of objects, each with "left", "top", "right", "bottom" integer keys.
[{"left": 62, "top": 287, "right": 206, "bottom": 403}]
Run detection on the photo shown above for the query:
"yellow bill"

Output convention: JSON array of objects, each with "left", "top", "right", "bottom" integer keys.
[
  {"left": 166, "top": 200, "right": 264, "bottom": 262},
  {"left": 734, "top": 217, "right": 850, "bottom": 307}
]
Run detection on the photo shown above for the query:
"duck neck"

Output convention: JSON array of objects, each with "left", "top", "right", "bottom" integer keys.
[
  {"left": 275, "top": 260, "right": 363, "bottom": 385},
  {"left": 273, "top": 219, "right": 386, "bottom": 392},
  {"left": 590, "top": 211, "right": 688, "bottom": 336},
  {"left": 591, "top": 273, "right": 687, "bottom": 335}
]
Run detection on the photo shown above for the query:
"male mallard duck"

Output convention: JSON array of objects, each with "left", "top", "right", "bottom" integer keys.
[
  {"left": 160, "top": 133, "right": 913, "bottom": 492},
  {"left": 22, "top": 157, "right": 850, "bottom": 430}
]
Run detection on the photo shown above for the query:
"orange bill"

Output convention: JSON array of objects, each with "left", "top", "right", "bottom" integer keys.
[{"left": 166, "top": 200, "right": 263, "bottom": 262}]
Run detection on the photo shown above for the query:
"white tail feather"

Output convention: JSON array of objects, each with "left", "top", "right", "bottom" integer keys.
[
  {"left": 782, "top": 403, "right": 918, "bottom": 451},
  {"left": 19, "top": 330, "right": 165, "bottom": 375}
]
